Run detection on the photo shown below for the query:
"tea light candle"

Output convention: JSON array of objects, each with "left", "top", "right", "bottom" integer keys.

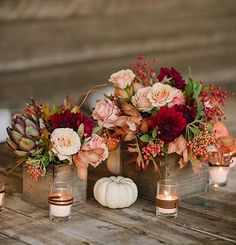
[
  {"left": 209, "top": 166, "right": 229, "bottom": 186},
  {"left": 156, "top": 179, "right": 179, "bottom": 218},
  {"left": 49, "top": 193, "right": 73, "bottom": 218},
  {"left": 156, "top": 191, "right": 179, "bottom": 214}
]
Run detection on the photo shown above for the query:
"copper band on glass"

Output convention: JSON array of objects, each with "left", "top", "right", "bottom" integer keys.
[
  {"left": 156, "top": 198, "right": 179, "bottom": 209},
  {"left": 0, "top": 189, "right": 5, "bottom": 194},
  {"left": 48, "top": 195, "right": 73, "bottom": 206}
]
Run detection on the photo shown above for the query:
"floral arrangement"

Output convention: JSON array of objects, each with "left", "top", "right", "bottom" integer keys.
[
  {"left": 6, "top": 97, "right": 109, "bottom": 181},
  {"left": 92, "top": 55, "right": 236, "bottom": 174}
]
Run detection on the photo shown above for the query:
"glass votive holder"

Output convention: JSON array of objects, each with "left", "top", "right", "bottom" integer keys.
[
  {"left": 156, "top": 179, "right": 179, "bottom": 218},
  {"left": 48, "top": 182, "right": 73, "bottom": 222},
  {"left": 209, "top": 165, "right": 229, "bottom": 187},
  {"left": 0, "top": 176, "right": 5, "bottom": 212}
]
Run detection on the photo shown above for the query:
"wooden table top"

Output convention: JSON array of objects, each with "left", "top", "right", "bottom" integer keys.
[{"left": 0, "top": 145, "right": 236, "bottom": 245}]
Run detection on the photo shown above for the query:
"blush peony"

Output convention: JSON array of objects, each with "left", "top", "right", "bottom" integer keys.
[
  {"left": 92, "top": 100, "right": 120, "bottom": 128},
  {"left": 131, "top": 86, "right": 153, "bottom": 112},
  {"left": 51, "top": 128, "right": 81, "bottom": 162},
  {"left": 148, "top": 107, "right": 186, "bottom": 143},
  {"left": 109, "top": 69, "right": 135, "bottom": 89}
]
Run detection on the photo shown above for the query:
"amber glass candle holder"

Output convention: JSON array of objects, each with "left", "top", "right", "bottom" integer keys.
[
  {"left": 156, "top": 179, "right": 179, "bottom": 218},
  {"left": 49, "top": 182, "right": 73, "bottom": 222}
]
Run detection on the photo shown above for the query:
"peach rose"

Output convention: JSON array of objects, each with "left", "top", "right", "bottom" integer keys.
[
  {"left": 92, "top": 100, "right": 120, "bottom": 128},
  {"left": 168, "top": 89, "right": 185, "bottom": 107},
  {"left": 147, "top": 83, "right": 176, "bottom": 107},
  {"left": 73, "top": 134, "right": 109, "bottom": 180},
  {"left": 109, "top": 69, "right": 135, "bottom": 89},
  {"left": 213, "top": 122, "right": 229, "bottom": 138},
  {"left": 168, "top": 135, "right": 188, "bottom": 168},
  {"left": 131, "top": 87, "right": 153, "bottom": 112},
  {"left": 51, "top": 128, "right": 81, "bottom": 162}
]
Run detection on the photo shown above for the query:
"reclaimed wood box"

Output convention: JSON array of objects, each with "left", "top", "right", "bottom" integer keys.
[
  {"left": 23, "top": 163, "right": 87, "bottom": 208},
  {"left": 88, "top": 147, "right": 208, "bottom": 201}
]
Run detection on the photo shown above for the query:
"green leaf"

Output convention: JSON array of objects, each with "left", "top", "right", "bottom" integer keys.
[
  {"left": 93, "top": 125, "right": 102, "bottom": 134},
  {"left": 152, "top": 129, "right": 157, "bottom": 139},
  {"left": 162, "top": 144, "right": 168, "bottom": 153},
  {"left": 207, "top": 123, "right": 213, "bottom": 132},
  {"left": 77, "top": 123, "right": 84, "bottom": 138},
  {"left": 151, "top": 107, "right": 158, "bottom": 115},
  {"left": 196, "top": 100, "right": 204, "bottom": 120},
  {"left": 50, "top": 104, "right": 57, "bottom": 115},
  {"left": 185, "top": 76, "right": 194, "bottom": 97},
  {"left": 190, "top": 126, "right": 200, "bottom": 136},
  {"left": 140, "top": 134, "right": 151, "bottom": 143},
  {"left": 193, "top": 81, "right": 203, "bottom": 99}
]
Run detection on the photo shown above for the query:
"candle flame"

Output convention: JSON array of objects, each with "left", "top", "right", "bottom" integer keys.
[{"left": 164, "top": 190, "right": 172, "bottom": 200}]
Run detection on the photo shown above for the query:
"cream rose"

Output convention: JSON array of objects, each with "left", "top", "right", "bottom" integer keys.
[
  {"left": 131, "top": 86, "right": 153, "bottom": 112},
  {"left": 51, "top": 128, "right": 81, "bottom": 162},
  {"left": 147, "top": 83, "right": 176, "bottom": 107},
  {"left": 92, "top": 100, "right": 120, "bottom": 128},
  {"left": 109, "top": 69, "right": 135, "bottom": 89}
]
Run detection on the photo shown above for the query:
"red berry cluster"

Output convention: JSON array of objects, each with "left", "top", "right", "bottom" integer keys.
[
  {"left": 142, "top": 141, "right": 164, "bottom": 160},
  {"left": 130, "top": 54, "right": 157, "bottom": 82},
  {"left": 201, "top": 83, "right": 230, "bottom": 121},
  {"left": 26, "top": 165, "right": 44, "bottom": 181}
]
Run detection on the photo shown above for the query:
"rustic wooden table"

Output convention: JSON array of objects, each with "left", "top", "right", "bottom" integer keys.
[{"left": 0, "top": 145, "right": 236, "bottom": 245}]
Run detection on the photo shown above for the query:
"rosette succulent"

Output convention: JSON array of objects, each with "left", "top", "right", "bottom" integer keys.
[{"left": 6, "top": 114, "right": 44, "bottom": 157}]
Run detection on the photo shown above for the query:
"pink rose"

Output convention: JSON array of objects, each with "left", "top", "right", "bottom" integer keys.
[
  {"left": 168, "top": 89, "right": 185, "bottom": 107},
  {"left": 131, "top": 87, "right": 153, "bottom": 112},
  {"left": 92, "top": 100, "right": 120, "bottom": 128},
  {"left": 73, "top": 134, "right": 109, "bottom": 180},
  {"left": 109, "top": 69, "right": 135, "bottom": 89},
  {"left": 147, "top": 83, "right": 176, "bottom": 107}
]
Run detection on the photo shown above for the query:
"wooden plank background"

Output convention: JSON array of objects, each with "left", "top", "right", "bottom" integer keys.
[{"left": 0, "top": 0, "right": 235, "bottom": 113}]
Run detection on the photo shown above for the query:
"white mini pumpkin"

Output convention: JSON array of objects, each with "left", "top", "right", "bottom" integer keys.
[{"left": 93, "top": 176, "right": 138, "bottom": 209}]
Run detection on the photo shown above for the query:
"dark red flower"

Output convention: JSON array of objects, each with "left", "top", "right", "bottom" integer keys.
[
  {"left": 76, "top": 113, "right": 96, "bottom": 137},
  {"left": 174, "top": 104, "right": 196, "bottom": 124},
  {"left": 157, "top": 67, "right": 186, "bottom": 91},
  {"left": 50, "top": 110, "right": 96, "bottom": 136},
  {"left": 148, "top": 107, "right": 186, "bottom": 143}
]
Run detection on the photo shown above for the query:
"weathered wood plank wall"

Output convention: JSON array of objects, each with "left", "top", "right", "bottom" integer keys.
[{"left": 0, "top": 0, "right": 235, "bottom": 112}]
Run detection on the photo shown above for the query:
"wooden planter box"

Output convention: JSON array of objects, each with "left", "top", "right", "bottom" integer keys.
[
  {"left": 23, "top": 163, "right": 87, "bottom": 208},
  {"left": 88, "top": 146, "right": 208, "bottom": 201}
]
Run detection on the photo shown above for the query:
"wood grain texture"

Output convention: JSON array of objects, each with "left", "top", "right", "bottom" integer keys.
[
  {"left": 0, "top": 144, "right": 236, "bottom": 244},
  {"left": 0, "top": 0, "right": 236, "bottom": 114}
]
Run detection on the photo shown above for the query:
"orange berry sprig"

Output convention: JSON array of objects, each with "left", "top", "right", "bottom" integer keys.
[
  {"left": 188, "top": 131, "right": 217, "bottom": 160},
  {"left": 26, "top": 165, "right": 44, "bottom": 181}
]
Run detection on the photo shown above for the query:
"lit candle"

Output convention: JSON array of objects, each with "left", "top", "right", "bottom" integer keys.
[
  {"left": 209, "top": 166, "right": 229, "bottom": 186},
  {"left": 156, "top": 180, "right": 179, "bottom": 218},
  {"left": 49, "top": 193, "right": 73, "bottom": 218}
]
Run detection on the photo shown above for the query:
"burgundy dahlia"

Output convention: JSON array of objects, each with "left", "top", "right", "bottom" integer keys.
[
  {"left": 50, "top": 110, "right": 96, "bottom": 136},
  {"left": 174, "top": 104, "right": 196, "bottom": 124},
  {"left": 157, "top": 67, "right": 186, "bottom": 91},
  {"left": 148, "top": 107, "right": 186, "bottom": 143}
]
